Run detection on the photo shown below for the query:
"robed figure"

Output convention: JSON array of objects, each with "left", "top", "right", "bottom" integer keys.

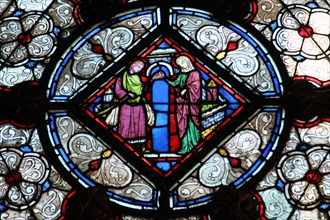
[
  {"left": 157, "top": 53, "right": 202, "bottom": 154},
  {"left": 109, "top": 59, "right": 155, "bottom": 150}
]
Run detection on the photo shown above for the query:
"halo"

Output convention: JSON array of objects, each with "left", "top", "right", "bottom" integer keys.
[{"left": 171, "top": 52, "right": 195, "bottom": 69}]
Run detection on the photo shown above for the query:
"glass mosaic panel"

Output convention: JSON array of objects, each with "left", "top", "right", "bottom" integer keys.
[
  {"left": 44, "top": 3, "right": 289, "bottom": 217},
  {"left": 0, "top": 0, "right": 329, "bottom": 219}
]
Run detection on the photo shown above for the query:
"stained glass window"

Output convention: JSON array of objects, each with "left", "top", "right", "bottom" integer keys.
[{"left": 0, "top": 0, "right": 329, "bottom": 219}]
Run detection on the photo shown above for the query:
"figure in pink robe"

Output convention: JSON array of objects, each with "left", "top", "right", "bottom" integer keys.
[
  {"left": 113, "top": 59, "right": 157, "bottom": 151},
  {"left": 157, "top": 54, "right": 202, "bottom": 154},
  {"left": 114, "top": 59, "right": 148, "bottom": 145}
]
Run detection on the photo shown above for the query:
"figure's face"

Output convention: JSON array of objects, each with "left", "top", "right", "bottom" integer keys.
[
  {"left": 129, "top": 60, "right": 144, "bottom": 74},
  {"left": 175, "top": 56, "right": 189, "bottom": 69}
]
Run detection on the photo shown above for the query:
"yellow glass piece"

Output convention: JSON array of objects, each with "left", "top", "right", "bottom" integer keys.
[
  {"left": 216, "top": 51, "right": 226, "bottom": 60},
  {"left": 104, "top": 54, "right": 113, "bottom": 62},
  {"left": 207, "top": 79, "right": 217, "bottom": 87},
  {"left": 201, "top": 122, "right": 220, "bottom": 138},
  {"left": 102, "top": 150, "right": 112, "bottom": 158},
  {"left": 105, "top": 88, "right": 113, "bottom": 94},
  {"left": 219, "top": 148, "right": 228, "bottom": 157}
]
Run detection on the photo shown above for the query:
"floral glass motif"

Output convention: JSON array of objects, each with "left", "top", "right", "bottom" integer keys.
[
  {"left": 0, "top": 12, "right": 57, "bottom": 66},
  {"left": 256, "top": 120, "right": 330, "bottom": 219},
  {"left": 277, "top": 146, "right": 330, "bottom": 209},
  {"left": 272, "top": 4, "right": 329, "bottom": 60},
  {"left": 0, "top": 148, "right": 49, "bottom": 209},
  {"left": 0, "top": 125, "right": 72, "bottom": 219},
  {"left": 251, "top": 1, "right": 330, "bottom": 82},
  {"left": 0, "top": 0, "right": 81, "bottom": 87}
]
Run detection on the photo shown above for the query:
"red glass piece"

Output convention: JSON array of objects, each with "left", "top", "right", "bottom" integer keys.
[
  {"left": 89, "top": 159, "right": 102, "bottom": 170},
  {"left": 91, "top": 44, "right": 104, "bottom": 54},
  {"left": 305, "top": 170, "right": 322, "bottom": 183},
  {"left": 17, "top": 32, "right": 32, "bottom": 45},
  {"left": 298, "top": 26, "right": 313, "bottom": 38},
  {"left": 227, "top": 41, "right": 238, "bottom": 51},
  {"left": 229, "top": 157, "right": 241, "bottom": 168},
  {"left": 140, "top": 76, "right": 148, "bottom": 83},
  {"left": 170, "top": 134, "right": 180, "bottom": 152},
  {"left": 5, "top": 171, "right": 22, "bottom": 185}
]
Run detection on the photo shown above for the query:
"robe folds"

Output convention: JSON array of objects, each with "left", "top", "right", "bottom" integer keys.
[
  {"left": 115, "top": 72, "right": 146, "bottom": 140},
  {"left": 166, "top": 70, "right": 201, "bottom": 154}
]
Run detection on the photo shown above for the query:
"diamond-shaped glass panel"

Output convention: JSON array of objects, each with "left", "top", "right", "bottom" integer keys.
[{"left": 82, "top": 37, "right": 248, "bottom": 175}]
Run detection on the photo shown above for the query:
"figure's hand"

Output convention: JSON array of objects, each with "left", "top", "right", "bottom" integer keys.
[
  {"left": 180, "top": 89, "right": 187, "bottom": 97},
  {"left": 128, "top": 92, "right": 136, "bottom": 98}
]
